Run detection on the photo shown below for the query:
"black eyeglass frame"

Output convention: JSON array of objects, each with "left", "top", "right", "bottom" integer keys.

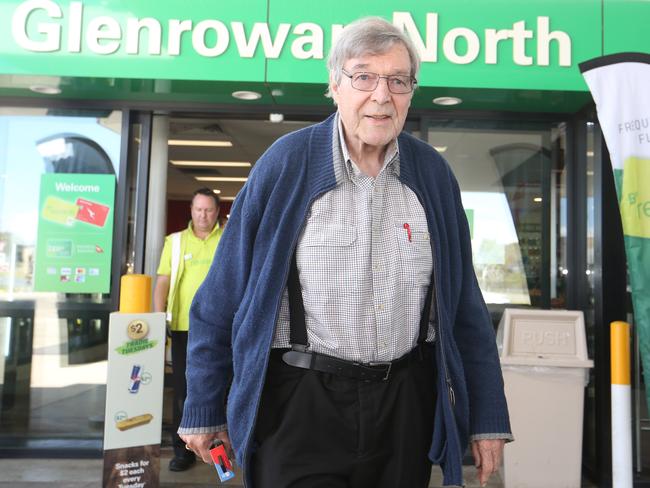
[{"left": 340, "top": 68, "right": 418, "bottom": 94}]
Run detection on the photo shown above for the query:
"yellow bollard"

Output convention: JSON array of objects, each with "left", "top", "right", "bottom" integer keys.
[
  {"left": 611, "top": 321, "right": 631, "bottom": 385},
  {"left": 611, "top": 321, "right": 632, "bottom": 488},
  {"left": 119, "top": 274, "right": 152, "bottom": 313}
]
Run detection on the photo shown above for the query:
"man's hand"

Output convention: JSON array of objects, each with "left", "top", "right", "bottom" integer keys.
[
  {"left": 180, "top": 431, "right": 233, "bottom": 464},
  {"left": 471, "top": 439, "right": 505, "bottom": 487}
]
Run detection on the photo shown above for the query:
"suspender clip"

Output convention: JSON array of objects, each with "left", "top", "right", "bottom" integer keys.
[{"left": 291, "top": 344, "right": 310, "bottom": 353}]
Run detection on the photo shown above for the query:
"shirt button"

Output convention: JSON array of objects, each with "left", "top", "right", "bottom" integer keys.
[{"left": 377, "top": 304, "right": 385, "bottom": 311}]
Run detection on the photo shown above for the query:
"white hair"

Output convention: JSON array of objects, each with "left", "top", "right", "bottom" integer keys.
[{"left": 325, "top": 16, "right": 421, "bottom": 99}]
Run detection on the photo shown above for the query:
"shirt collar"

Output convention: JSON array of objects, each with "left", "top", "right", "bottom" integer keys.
[
  {"left": 336, "top": 113, "right": 400, "bottom": 181},
  {"left": 188, "top": 220, "right": 220, "bottom": 240}
]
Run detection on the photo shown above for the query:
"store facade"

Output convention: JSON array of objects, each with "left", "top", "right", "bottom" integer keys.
[{"left": 0, "top": 0, "right": 648, "bottom": 485}]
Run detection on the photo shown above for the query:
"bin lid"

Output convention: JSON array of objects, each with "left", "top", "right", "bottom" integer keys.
[{"left": 497, "top": 308, "right": 594, "bottom": 368}]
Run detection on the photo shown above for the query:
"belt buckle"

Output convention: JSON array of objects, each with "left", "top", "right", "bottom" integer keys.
[{"left": 369, "top": 361, "right": 392, "bottom": 381}]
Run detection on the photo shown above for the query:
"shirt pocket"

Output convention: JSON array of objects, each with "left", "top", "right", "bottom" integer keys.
[
  {"left": 299, "top": 222, "right": 356, "bottom": 247},
  {"left": 298, "top": 221, "right": 358, "bottom": 290},
  {"left": 394, "top": 220, "right": 432, "bottom": 286}
]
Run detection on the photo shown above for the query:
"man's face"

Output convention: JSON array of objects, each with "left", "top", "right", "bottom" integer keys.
[
  {"left": 330, "top": 43, "right": 413, "bottom": 154},
  {"left": 190, "top": 194, "right": 219, "bottom": 234}
]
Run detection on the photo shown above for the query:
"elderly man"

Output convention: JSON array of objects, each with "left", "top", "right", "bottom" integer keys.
[{"left": 179, "top": 17, "right": 512, "bottom": 488}]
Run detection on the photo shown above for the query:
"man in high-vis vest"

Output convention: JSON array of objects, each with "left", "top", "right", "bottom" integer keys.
[{"left": 153, "top": 187, "right": 223, "bottom": 472}]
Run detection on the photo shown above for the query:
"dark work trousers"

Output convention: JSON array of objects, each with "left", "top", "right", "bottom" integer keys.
[
  {"left": 251, "top": 345, "right": 437, "bottom": 488},
  {"left": 170, "top": 330, "right": 194, "bottom": 460}
]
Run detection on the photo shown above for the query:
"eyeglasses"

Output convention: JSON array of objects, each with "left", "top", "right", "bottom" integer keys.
[{"left": 341, "top": 69, "right": 417, "bottom": 94}]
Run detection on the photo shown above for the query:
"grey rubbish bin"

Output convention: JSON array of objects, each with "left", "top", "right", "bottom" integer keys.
[{"left": 497, "top": 308, "right": 594, "bottom": 488}]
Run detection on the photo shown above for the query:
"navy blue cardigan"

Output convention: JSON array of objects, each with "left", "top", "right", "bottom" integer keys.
[{"left": 182, "top": 114, "right": 511, "bottom": 487}]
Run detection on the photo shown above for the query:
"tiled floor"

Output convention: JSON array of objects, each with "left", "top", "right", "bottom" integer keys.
[
  {"left": 0, "top": 447, "right": 503, "bottom": 487},
  {"left": 0, "top": 445, "right": 605, "bottom": 487}
]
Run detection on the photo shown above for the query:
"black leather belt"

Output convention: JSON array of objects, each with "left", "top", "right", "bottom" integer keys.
[{"left": 281, "top": 346, "right": 425, "bottom": 382}]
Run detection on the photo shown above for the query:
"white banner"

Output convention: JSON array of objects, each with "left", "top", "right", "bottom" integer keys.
[
  {"left": 581, "top": 54, "right": 650, "bottom": 173},
  {"left": 581, "top": 53, "right": 650, "bottom": 486}
]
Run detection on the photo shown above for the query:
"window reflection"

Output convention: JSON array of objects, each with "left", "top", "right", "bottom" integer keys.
[
  {"left": 462, "top": 192, "right": 530, "bottom": 304},
  {"left": 0, "top": 108, "right": 121, "bottom": 445},
  {"left": 428, "top": 123, "right": 566, "bottom": 307},
  {"left": 0, "top": 111, "right": 121, "bottom": 295}
]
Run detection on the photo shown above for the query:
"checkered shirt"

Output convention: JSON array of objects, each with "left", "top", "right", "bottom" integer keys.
[{"left": 271, "top": 115, "right": 435, "bottom": 363}]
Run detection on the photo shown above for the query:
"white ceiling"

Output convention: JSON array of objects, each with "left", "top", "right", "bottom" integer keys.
[
  {"left": 165, "top": 116, "right": 562, "bottom": 206},
  {"left": 166, "top": 117, "right": 313, "bottom": 200}
]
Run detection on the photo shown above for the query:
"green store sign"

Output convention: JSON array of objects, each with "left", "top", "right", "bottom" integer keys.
[
  {"left": 0, "top": 0, "right": 612, "bottom": 91},
  {"left": 1, "top": 0, "right": 649, "bottom": 95}
]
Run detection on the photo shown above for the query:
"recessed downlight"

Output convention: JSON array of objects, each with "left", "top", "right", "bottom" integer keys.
[
  {"left": 433, "top": 96, "right": 462, "bottom": 106},
  {"left": 30, "top": 85, "right": 62, "bottom": 95},
  {"left": 232, "top": 90, "right": 262, "bottom": 100}
]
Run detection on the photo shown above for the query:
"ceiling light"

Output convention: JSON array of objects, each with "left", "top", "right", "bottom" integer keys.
[
  {"left": 433, "top": 96, "right": 462, "bottom": 106},
  {"left": 232, "top": 90, "right": 262, "bottom": 100},
  {"left": 29, "top": 85, "right": 62, "bottom": 95},
  {"left": 170, "top": 160, "right": 251, "bottom": 167},
  {"left": 212, "top": 189, "right": 221, "bottom": 194},
  {"left": 168, "top": 139, "right": 232, "bottom": 147},
  {"left": 195, "top": 176, "right": 248, "bottom": 182},
  {"left": 221, "top": 197, "right": 236, "bottom": 202},
  {"left": 533, "top": 197, "right": 543, "bottom": 203},
  {"left": 433, "top": 145, "right": 447, "bottom": 153}
]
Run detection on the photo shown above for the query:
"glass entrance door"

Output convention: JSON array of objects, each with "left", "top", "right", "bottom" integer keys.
[
  {"left": 0, "top": 107, "right": 124, "bottom": 453},
  {"left": 423, "top": 118, "right": 569, "bottom": 317}
]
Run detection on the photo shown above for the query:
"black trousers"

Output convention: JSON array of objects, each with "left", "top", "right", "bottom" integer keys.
[
  {"left": 252, "top": 346, "right": 437, "bottom": 488},
  {"left": 170, "top": 331, "right": 194, "bottom": 460}
]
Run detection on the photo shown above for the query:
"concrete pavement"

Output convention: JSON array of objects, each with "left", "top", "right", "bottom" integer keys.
[{"left": 0, "top": 447, "right": 504, "bottom": 487}]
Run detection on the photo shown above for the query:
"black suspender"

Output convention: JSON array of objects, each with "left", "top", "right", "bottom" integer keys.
[
  {"left": 418, "top": 280, "right": 434, "bottom": 345},
  {"left": 287, "top": 252, "right": 309, "bottom": 351}
]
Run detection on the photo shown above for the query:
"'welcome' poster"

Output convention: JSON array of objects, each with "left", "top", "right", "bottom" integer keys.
[{"left": 34, "top": 173, "right": 116, "bottom": 293}]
